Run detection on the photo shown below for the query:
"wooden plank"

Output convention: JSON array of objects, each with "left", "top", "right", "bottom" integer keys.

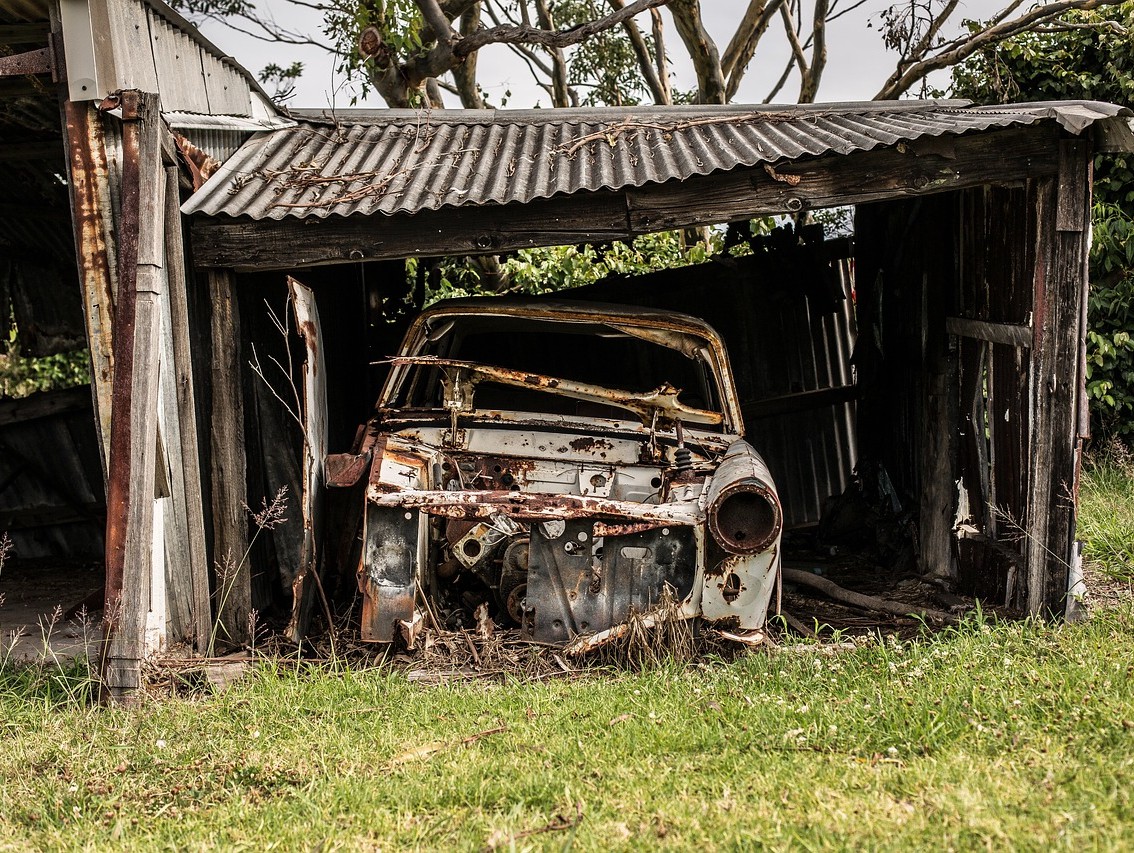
[
  {"left": 919, "top": 195, "right": 960, "bottom": 585},
  {"left": 285, "top": 277, "right": 329, "bottom": 643},
  {"left": 162, "top": 165, "right": 213, "bottom": 652},
  {"left": 191, "top": 190, "right": 633, "bottom": 271},
  {"left": 208, "top": 267, "right": 252, "bottom": 648},
  {"left": 945, "top": 316, "right": 1032, "bottom": 348},
  {"left": 1023, "top": 143, "right": 1092, "bottom": 618},
  {"left": 0, "top": 386, "right": 91, "bottom": 427},
  {"left": 1056, "top": 140, "right": 1089, "bottom": 232},
  {"left": 103, "top": 91, "right": 165, "bottom": 703},
  {"left": 62, "top": 100, "right": 117, "bottom": 472}
]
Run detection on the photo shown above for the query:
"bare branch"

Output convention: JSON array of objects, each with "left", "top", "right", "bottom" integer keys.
[
  {"left": 780, "top": 2, "right": 809, "bottom": 78},
  {"left": 668, "top": 0, "right": 727, "bottom": 103},
  {"left": 455, "top": 0, "right": 672, "bottom": 57},
  {"left": 415, "top": 0, "right": 456, "bottom": 44},
  {"left": 452, "top": 3, "right": 486, "bottom": 108},
  {"left": 650, "top": 8, "right": 672, "bottom": 104},
  {"left": 800, "top": 0, "right": 829, "bottom": 103},
  {"left": 723, "top": 0, "right": 786, "bottom": 100},
  {"left": 608, "top": 0, "right": 670, "bottom": 104},
  {"left": 825, "top": 0, "right": 869, "bottom": 23},
  {"left": 535, "top": 0, "right": 571, "bottom": 107}
]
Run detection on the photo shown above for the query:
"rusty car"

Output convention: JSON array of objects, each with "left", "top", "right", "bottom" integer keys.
[{"left": 326, "top": 298, "right": 783, "bottom": 647}]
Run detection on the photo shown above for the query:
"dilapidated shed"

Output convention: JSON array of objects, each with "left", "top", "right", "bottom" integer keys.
[{"left": 1, "top": 0, "right": 1131, "bottom": 700}]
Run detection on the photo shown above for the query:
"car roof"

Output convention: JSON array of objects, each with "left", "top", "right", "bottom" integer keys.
[{"left": 417, "top": 296, "right": 727, "bottom": 345}]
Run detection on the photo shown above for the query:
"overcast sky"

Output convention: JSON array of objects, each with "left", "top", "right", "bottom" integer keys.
[{"left": 195, "top": 0, "right": 1012, "bottom": 111}]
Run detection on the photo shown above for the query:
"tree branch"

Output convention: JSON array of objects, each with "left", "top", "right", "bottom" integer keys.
[
  {"left": 535, "top": 0, "right": 571, "bottom": 107},
  {"left": 800, "top": 0, "right": 829, "bottom": 103},
  {"left": 650, "top": 8, "right": 672, "bottom": 104},
  {"left": 455, "top": 0, "right": 672, "bottom": 57},
  {"left": 608, "top": 0, "right": 670, "bottom": 104},
  {"left": 668, "top": 0, "right": 727, "bottom": 103},
  {"left": 874, "top": 0, "right": 1126, "bottom": 100},
  {"left": 724, "top": 0, "right": 785, "bottom": 100},
  {"left": 451, "top": 2, "right": 485, "bottom": 108}
]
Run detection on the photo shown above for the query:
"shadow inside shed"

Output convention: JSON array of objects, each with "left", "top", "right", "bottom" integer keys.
[{"left": 0, "top": 18, "right": 105, "bottom": 649}]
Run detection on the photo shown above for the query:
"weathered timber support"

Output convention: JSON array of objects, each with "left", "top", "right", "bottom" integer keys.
[
  {"left": 102, "top": 91, "right": 165, "bottom": 702},
  {"left": 208, "top": 268, "right": 252, "bottom": 647},
  {"left": 1021, "top": 140, "right": 1092, "bottom": 617},
  {"left": 161, "top": 165, "right": 212, "bottom": 652},
  {"left": 62, "top": 99, "right": 117, "bottom": 472},
  {"left": 919, "top": 196, "right": 960, "bottom": 583}
]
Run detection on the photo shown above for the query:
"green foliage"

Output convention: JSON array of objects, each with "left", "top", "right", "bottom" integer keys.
[
  {"left": 952, "top": 2, "right": 1134, "bottom": 437},
  {"left": 423, "top": 230, "right": 726, "bottom": 303},
  {"left": 259, "top": 61, "right": 304, "bottom": 104},
  {"left": 0, "top": 326, "right": 91, "bottom": 399},
  {"left": 556, "top": 0, "right": 652, "bottom": 106},
  {"left": 322, "top": 0, "right": 427, "bottom": 104},
  {"left": 1078, "top": 440, "right": 1134, "bottom": 579}
]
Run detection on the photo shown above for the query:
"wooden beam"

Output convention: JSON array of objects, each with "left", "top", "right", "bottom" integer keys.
[
  {"left": 192, "top": 190, "right": 632, "bottom": 271},
  {"left": 190, "top": 125, "right": 1064, "bottom": 272},
  {"left": 162, "top": 166, "right": 213, "bottom": 654},
  {"left": 0, "top": 22, "right": 50, "bottom": 45},
  {"left": 208, "top": 267, "right": 252, "bottom": 648},
  {"left": 1023, "top": 142, "right": 1092, "bottom": 618},
  {"left": 0, "top": 385, "right": 90, "bottom": 427},
  {"left": 102, "top": 91, "right": 165, "bottom": 703},
  {"left": 945, "top": 316, "right": 1032, "bottom": 348},
  {"left": 624, "top": 125, "right": 1062, "bottom": 233}
]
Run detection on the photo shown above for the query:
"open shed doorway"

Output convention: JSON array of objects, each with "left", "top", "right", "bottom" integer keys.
[
  {"left": 0, "top": 23, "right": 106, "bottom": 658},
  {"left": 221, "top": 218, "right": 963, "bottom": 644}
]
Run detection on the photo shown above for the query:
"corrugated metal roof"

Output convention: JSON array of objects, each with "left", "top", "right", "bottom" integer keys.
[{"left": 182, "top": 100, "right": 1132, "bottom": 221}]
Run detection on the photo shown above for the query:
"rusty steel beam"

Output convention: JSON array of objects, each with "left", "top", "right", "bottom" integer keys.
[{"left": 0, "top": 47, "right": 50, "bottom": 77}]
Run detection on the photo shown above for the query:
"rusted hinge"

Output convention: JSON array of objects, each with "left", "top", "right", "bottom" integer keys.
[{"left": 0, "top": 47, "right": 51, "bottom": 77}]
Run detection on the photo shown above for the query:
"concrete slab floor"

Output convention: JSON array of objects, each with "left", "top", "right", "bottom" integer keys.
[{"left": 0, "top": 559, "right": 103, "bottom": 663}]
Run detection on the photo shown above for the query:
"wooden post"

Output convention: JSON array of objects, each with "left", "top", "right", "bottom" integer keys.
[
  {"left": 208, "top": 268, "right": 251, "bottom": 647},
  {"left": 161, "top": 166, "right": 212, "bottom": 652},
  {"left": 102, "top": 91, "right": 165, "bottom": 701},
  {"left": 62, "top": 99, "right": 117, "bottom": 473},
  {"left": 1023, "top": 141, "right": 1092, "bottom": 617}
]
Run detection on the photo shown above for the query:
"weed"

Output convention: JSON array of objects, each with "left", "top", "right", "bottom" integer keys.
[{"left": 1079, "top": 445, "right": 1134, "bottom": 580}]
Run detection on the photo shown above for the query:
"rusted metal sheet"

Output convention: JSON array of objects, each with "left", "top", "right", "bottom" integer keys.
[
  {"left": 285, "top": 277, "right": 329, "bottom": 643},
  {"left": 63, "top": 98, "right": 117, "bottom": 469},
  {"left": 181, "top": 100, "right": 1131, "bottom": 221},
  {"left": 0, "top": 46, "right": 50, "bottom": 76},
  {"left": 369, "top": 488, "right": 703, "bottom": 525}
]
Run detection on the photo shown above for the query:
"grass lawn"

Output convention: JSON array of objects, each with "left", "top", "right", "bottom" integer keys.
[{"left": 1, "top": 461, "right": 1133, "bottom": 851}]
